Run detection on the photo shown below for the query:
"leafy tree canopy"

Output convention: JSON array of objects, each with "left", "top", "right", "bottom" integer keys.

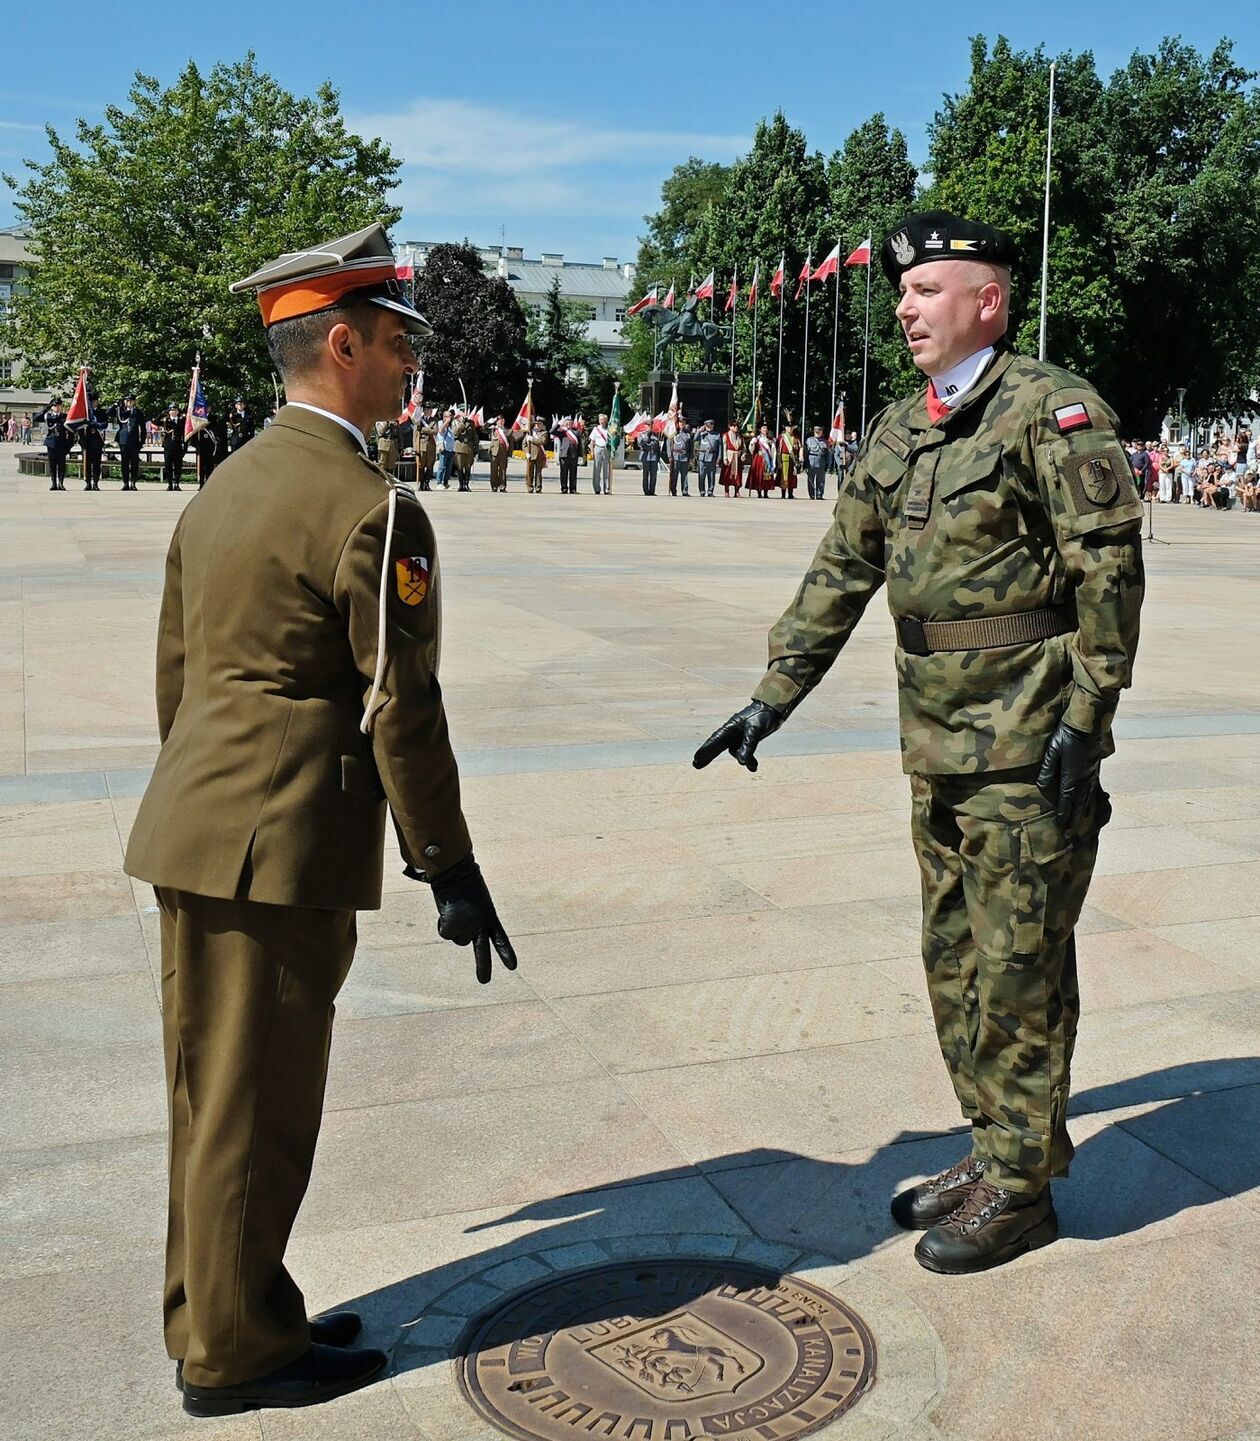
[
  {"left": 2, "top": 55, "right": 400, "bottom": 415},
  {"left": 411, "top": 242, "right": 528, "bottom": 415}
]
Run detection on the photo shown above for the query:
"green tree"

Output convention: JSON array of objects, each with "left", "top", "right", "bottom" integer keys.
[
  {"left": 2, "top": 55, "right": 400, "bottom": 417},
  {"left": 926, "top": 35, "right": 1260, "bottom": 432},
  {"left": 824, "top": 115, "right": 920, "bottom": 425},
  {"left": 411, "top": 243, "right": 528, "bottom": 413},
  {"left": 622, "top": 156, "right": 730, "bottom": 394},
  {"left": 525, "top": 276, "right": 604, "bottom": 419}
]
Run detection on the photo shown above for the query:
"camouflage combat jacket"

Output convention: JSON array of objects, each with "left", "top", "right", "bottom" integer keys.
[{"left": 752, "top": 344, "right": 1145, "bottom": 774}]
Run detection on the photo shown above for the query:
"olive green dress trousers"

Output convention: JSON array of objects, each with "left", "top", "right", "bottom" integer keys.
[{"left": 156, "top": 888, "right": 356, "bottom": 1388}]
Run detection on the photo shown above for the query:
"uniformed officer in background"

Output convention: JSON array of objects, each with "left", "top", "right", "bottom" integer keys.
[
  {"left": 115, "top": 394, "right": 146, "bottom": 490},
  {"left": 227, "top": 396, "right": 256, "bottom": 451},
  {"left": 124, "top": 222, "right": 516, "bottom": 1416},
  {"left": 803, "top": 424, "right": 831, "bottom": 500},
  {"left": 452, "top": 409, "right": 477, "bottom": 490},
  {"left": 696, "top": 418, "right": 723, "bottom": 496},
  {"left": 374, "top": 416, "right": 399, "bottom": 476},
  {"left": 79, "top": 402, "right": 107, "bottom": 489},
  {"left": 159, "top": 403, "right": 185, "bottom": 489},
  {"left": 695, "top": 211, "right": 1143, "bottom": 1275},
  {"left": 488, "top": 413, "right": 513, "bottom": 491},
  {"left": 639, "top": 427, "right": 662, "bottom": 495},
  {"left": 39, "top": 398, "right": 71, "bottom": 490}
]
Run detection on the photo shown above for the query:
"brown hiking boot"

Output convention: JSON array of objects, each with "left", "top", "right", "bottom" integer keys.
[
  {"left": 914, "top": 1180, "right": 1058, "bottom": 1274},
  {"left": 890, "top": 1156, "right": 986, "bottom": 1231}
]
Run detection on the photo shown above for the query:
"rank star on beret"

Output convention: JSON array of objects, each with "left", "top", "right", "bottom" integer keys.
[
  {"left": 880, "top": 210, "right": 1018, "bottom": 287},
  {"left": 230, "top": 222, "right": 432, "bottom": 335}
]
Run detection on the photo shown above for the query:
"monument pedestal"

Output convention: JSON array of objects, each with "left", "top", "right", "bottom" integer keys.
[{"left": 641, "top": 371, "right": 733, "bottom": 427}]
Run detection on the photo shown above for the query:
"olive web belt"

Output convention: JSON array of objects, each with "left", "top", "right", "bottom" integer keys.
[{"left": 894, "top": 601, "right": 1078, "bottom": 657}]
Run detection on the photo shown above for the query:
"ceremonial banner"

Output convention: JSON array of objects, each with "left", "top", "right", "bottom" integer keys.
[
  {"left": 830, "top": 402, "right": 846, "bottom": 443},
  {"left": 65, "top": 367, "right": 90, "bottom": 428},
  {"left": 184, "top": 362, "right": 209, "bottom": 439}
]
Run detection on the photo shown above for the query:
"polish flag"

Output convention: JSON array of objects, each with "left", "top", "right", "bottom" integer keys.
[
  {"left": 724, "top": 275, "right": 737, "bottom": 312},
  {"left": 694, "top": 270, "right": 715, "bottom": 301},
  {"left": 812, "top": 243, "right": 841, "bottom": 282},
  {"left": 845, "top": 238, "right": 872, "bottom": 267},
  {"left": 829, "top": 402, "right": 846, "bottom": 444},
  {"left": 395, "top": 255, "right": 415, "bottom": 281},
  {"left": 746, "top": 262, "right": 760, "bottom": 309},
  {"left": 468, "top": 406, "right": 485, "bottom": 426},
  {"left": 514, "top": 387, "right": 533, "bottom": 432},
  {"left": 661, "top": 281, "right": 676, "bottom": 310},
  {"left": 625, "top": 410, "right": 651, "bottom": 439},
  {"left": 627, "top": 286, "right": 658, "bottom": 316},
  {"left": 651, "top": 411, "right": 670, "bottom": 434},
  {"left": 794, "top": 254, "right": 812, "bottom": 300},
  {"left": 769, "top": 254, "right": 785, "bottom": 300}
]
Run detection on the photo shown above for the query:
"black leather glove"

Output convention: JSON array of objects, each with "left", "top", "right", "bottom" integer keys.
[
  {"left": 693, "top": 700, "right": 784, "bottom": 773},
  {"left": 1036, "top": 722, "right": 1102, "bottom": 832},
  {"left": 427, "top": 854, "right": 517, "bottom": 984}
]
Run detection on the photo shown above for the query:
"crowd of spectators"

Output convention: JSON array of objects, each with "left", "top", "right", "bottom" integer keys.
[{"left": 1125, "top": 426, "right": 1258, "bottom": 512}]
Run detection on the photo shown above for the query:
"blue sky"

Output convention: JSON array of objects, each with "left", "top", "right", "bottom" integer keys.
[{"left": 2, "top": 0, "right": 1256, "bottom": 267}]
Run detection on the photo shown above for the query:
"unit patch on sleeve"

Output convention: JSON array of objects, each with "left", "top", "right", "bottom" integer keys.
[
  {"left": 395, "top": 555, "right": 430, "bottom": 606},
  {"left": 1077, "top": 456, "right": 1120, "bottom": 507},
  {"left": 1052, "top": 403, "right": 1093, "bottom": 434}
]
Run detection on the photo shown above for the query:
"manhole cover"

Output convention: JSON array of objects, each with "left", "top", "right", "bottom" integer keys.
[{"left": 457, "top": 1259, "right": 876, "bottom": 1441}]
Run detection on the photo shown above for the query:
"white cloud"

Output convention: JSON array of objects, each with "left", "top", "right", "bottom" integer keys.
[{"left": 345, "top": 98, "right": 746, "bottom": 178}]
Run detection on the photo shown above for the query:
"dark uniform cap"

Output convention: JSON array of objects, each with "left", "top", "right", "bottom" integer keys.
[
  {"left": 229, "top": 221, "right": 432, "bottom": 336},
  {"left": 880, "top": 210, "right": 1018, "bottom": 287}
]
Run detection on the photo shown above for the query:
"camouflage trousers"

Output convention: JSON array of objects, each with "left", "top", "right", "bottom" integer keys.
[{"left": 909, "top": 766, "right": 1107, "bottom": 1193}]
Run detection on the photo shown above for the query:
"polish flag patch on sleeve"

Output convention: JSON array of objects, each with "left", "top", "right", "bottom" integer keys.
[{"left": 1052, "top": 402, "right": 1092, "bottom": 434}]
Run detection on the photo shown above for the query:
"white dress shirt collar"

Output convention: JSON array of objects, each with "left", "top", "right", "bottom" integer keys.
[
  {"left": 930, "top": 346, "right": 997, "bottom": 409},
  {"left": 287, "top": 401, "right": 368, "bottom": 455}
]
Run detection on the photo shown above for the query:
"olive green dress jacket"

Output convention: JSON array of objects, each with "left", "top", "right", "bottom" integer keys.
[{"left": 125, "top": 404, "right": 472, "bottom": 911}]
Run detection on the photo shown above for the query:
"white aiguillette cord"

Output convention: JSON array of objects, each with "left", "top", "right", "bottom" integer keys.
[{"left": 360, "top": 479, "right": 399, "bottom": 735}]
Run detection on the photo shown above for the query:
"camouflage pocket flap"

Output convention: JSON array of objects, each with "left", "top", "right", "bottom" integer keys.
[
  {"left": 1022, "top": 812, "right": 1071, "bottom": 865},
  {"left": 936, "top": 444, "right": 1003, "bottom": 498},
  {"left": 866, "top": 442, "right": 906, "bottom": 490}
]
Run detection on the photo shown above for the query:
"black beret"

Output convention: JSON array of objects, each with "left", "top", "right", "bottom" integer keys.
[{"left": 880, "top": 210, "right": 1018, "bottom": 286}]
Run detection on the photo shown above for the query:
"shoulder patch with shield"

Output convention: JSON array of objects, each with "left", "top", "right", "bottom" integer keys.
[
  {"left": 1077, "top": 456, "right": 1119, "bottom": 507},
  {"left": 396, "top": 555, "right": 430, "bottom": 606}
]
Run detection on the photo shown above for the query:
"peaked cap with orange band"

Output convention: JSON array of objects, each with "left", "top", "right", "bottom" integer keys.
[{"left": 230, "top": 221, "right": 432, "bottom": 335}]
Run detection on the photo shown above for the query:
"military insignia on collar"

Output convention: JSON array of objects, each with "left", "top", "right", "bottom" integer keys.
[
  {"left": 1078, "top": 457, "right": 1119, "bottom": 506},
  {"left": 1052, "top": 402, "right": 1092, "bottom": 434},
  {"left": 891, "top": 230, "right": 915, "bottom": 266},
  {"left": 395, "top": 555, "right": 430, "bottom": 606}
]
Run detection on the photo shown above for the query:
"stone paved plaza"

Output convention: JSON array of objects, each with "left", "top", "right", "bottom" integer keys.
[{"left": 1, "top": 448, "right": 1258, "bottom": 1441}]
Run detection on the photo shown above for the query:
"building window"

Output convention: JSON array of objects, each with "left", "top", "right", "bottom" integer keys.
[
  {"left": 615, "top": 308, "right": 626, "bottom": 322},
  {"left": 585, "top": 306, "right": 597, "bottom": 321},
  {"left": 0, "top": 360, "right": 13, "bottom": 384}
]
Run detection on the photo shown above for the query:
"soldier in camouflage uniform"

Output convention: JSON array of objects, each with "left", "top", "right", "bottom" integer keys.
[{"left": 695, "top": 211, "right": 1144, "bottom": 1275}]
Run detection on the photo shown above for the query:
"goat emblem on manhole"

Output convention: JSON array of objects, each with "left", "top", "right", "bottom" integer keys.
[{"left": 457, "top": 1259, "right": 876, "bottom": 1441}]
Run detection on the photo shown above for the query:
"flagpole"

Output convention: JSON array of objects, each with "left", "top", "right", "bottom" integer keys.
[
  {"left": 830, "top": 249, "right": 841, "bottom": 446},
  {"left": 860, "top": 255, "right": 872, "bottom": 437},
  {"left": 752, "top": 279, "right": 759, "bottom": 422},
  {"left": 800, "top": 255, "right": 812, "bottom": 431},
  {"left": 1038, "top": 61, "right": 1056, "bottom": 362},
  {"left": 729, "top": 263, "right": 737, "bottom": 398},
  {"left": 774, "top": 258, "right": 785, "bottom": 434}
]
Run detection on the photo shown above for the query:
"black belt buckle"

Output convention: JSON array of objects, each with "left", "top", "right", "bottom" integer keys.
[{"left": 897, "top": 617, "right": 929, "bottom": 656}]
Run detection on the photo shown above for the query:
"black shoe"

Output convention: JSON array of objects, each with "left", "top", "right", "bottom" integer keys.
[
  {"left": 175, "top": 1311, "right": 362, "bottom": 1391},
  {"left": 890, "top": 1156, "right": 986, "bottom": 1231},
  {"left": 180, "top": 1342, "right": 386, "bottom": 1416},
  {"left": 914, "top": 1181, "right": 1058, "bottom": 1274}
]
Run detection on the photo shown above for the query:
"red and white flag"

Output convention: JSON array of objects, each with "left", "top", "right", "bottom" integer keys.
[
  {"left": 813, "top": 243, "right": 841, "bottom": 283},
  {"left": 627, "top": 286, "right": 658, "bottom": 316},
  {"left": 845, "top": 238, "right": 872, "bottom": 267},
  {"left": 661, "top": 281, "right": 676, "bottom": 310},
  {"left": 514, "top": 386, "right": 534, "bottom": 432},
  {"left": 625, "top": 410, "right": 651, "bottom": 439},
  {"left": 468, "top": 405, "right": 485, "bottom": 426},
  {"left": 694, "top": 270, "right": 715, "bottom": 301},
  {"left": 651, "top": 411, "right": 670, "bottom": 434},
  {"left": 65, "top": 367, "right": 91, "bottom": 428},
  {"left": 747, "top": 262, "right": 760, "bottom": 309},
  {"left": 795, "top": 254, "right": 812, "bottom": 300},
  {"left": 769, "top": 254, "right": 785, "bottom": 300},
  {"left": 395, "top": 253, "right": 415, "bottom": 281},
  {"left": 829, "top": 401, "right": 847, "bottom": 444},
  {"left": 724, "top": 274, "right": 737, "bottom": 312}
]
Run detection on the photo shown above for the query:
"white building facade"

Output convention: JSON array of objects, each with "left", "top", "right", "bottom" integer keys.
[
  {"left": 403, "top": 242, "right": 635, "bottom": 371},
  {"left": 0, "top": 226, "right": 53, "bottom": 412}
]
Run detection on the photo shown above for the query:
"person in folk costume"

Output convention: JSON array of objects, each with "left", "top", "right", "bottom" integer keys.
[
  {"left": 721, "top": 419, "right": 745, "bottom": 496},
  {"left": 778, "top": 423, "right": 801, "bottom": 498},
  {"left": 748, "top": 423, "right": 776, "bottom": 498}
]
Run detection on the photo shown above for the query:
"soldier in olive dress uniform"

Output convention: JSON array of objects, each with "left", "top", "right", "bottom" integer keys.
[
  {"left": 124, "top": 223, "right": 516, "bottom": 1417},
  {"left": 695, "top": 212, "right": 1143, "bottom": 1276}
]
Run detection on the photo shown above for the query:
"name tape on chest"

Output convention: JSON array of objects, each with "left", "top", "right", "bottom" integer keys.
[{"left": 1052, "top": 403, "right": 1093, "bottom": 435}]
